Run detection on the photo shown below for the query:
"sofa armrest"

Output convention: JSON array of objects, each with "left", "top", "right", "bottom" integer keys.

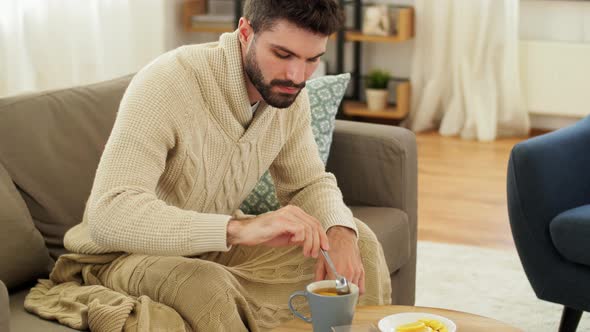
[
  {"left": 327, "top": 120, "right": 418, "bottom": 304},
  {"left": 327, "top": 120, "right": 417, "bottom": 214},
  {"left": 0, "top": 280, "right": 9, "bottom": 332}
]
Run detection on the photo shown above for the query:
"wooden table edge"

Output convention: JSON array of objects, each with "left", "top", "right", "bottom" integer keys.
[{"left": 274, "top": 305, "right": 523, "bottom": 331}]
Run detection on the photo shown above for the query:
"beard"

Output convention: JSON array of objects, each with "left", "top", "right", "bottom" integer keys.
[{"left": 244, "top": 43, "right": 306, "bottom": 109}]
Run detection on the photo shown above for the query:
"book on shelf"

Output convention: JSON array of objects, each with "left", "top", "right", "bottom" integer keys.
[
  {"left": 191, "top": 15, "right": 234, "bottom": 24},
  {"left": 207, "top": 1, "right": 234, "bottom": 16},
  {"left": 190, "top": 14, "right": 234, "bottom": 29}
]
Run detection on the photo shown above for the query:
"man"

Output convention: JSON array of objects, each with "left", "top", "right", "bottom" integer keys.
[{"left": 26, "top": 0, "right": 391, "bottom": 330}]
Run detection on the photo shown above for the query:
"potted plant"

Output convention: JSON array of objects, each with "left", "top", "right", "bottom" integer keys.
[{"left": 365, "top": 69, "right": 390, "bottom": 111}]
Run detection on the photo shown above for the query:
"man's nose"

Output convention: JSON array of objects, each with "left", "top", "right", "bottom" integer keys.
[{"left": 286, "top": 62, "right": 306, "bottom": 86}]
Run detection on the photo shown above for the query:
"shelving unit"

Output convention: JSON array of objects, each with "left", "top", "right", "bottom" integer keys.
[
  {"left": 184, "top": 24, "right": 234, "bottom": 33},
  {"left": 336, "top": 2, "right": 414, "bottom": 122}
]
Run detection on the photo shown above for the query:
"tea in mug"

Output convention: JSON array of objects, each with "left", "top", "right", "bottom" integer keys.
[{"left": 313, "top": 288, "right": 340, "bottom": 296}]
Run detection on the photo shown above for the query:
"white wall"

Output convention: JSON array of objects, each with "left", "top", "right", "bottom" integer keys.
[
  {"left": 520, "top": 0, "right": 590, "bottom": 42},
  {"left": 520, "top": 0, "right": 590, "bottom": 129}
]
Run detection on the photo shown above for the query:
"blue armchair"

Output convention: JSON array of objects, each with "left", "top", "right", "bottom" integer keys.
[{"left": 507, "top": 116, "right": 590, "bottom": 332}]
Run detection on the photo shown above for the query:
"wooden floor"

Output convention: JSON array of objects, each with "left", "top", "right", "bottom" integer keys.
[{"left": 416, "top": 131, "right": 536, "bottom": 251}]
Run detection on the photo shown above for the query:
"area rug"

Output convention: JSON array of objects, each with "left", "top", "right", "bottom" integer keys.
[{"left": 415, "top": 241, "right": 590, "bottom": 331}]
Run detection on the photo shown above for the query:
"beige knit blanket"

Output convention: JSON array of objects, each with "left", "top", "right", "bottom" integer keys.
[{"left": 25, "top": 219, "right": 391, "bottom": 331}]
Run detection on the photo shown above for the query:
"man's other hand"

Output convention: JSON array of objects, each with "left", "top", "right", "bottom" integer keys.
[{"left": 226, "top": 205, "right": 329, "bottom": 258}]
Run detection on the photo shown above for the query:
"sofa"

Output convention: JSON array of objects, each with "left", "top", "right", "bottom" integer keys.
[
  {"left": 507, "top": 116, "right": 590, "bottom": 332},
  {"left": 0, "top": 75, "right": 417, "bottom": 331}
]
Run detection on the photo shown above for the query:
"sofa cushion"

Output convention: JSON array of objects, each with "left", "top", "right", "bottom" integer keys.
[
  {"left": 0, "top": 163, "right": 53, "bottom": 289},
  {"left": 0, "top": 75, "right": 133, "bottom": 258},
  {"left": 240, "top": 73, "right": 350, "bottom": 214},
  {"left": 550, "top": 204, "right": 590, "bottom": 266},
  {"left": 9, "top": 286, "right": 79, "bottom": 332},
  {"left": 349, "top": 206, "right": 410, "bottom": 274}
]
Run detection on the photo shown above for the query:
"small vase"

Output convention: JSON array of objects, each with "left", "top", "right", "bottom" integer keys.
[{"left": 366, "top": 89, "right": 388, "bottom": 111}]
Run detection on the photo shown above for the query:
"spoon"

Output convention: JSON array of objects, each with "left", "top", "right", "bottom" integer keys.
[{"left": 320, "top": 249, "right": 351, "bottom": 295}]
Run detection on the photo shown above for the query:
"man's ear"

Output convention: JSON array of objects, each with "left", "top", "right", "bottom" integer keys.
[{"left": 238, "top": 18, "right": 254, "bottom": 48}]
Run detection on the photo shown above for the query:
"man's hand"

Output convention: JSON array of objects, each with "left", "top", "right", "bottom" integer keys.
[
  {"left": 226, "top": 205, "right": 329, "bottom": 258},
  {"left": 314, "top": 226, "right": 365, "bottom": 295}
]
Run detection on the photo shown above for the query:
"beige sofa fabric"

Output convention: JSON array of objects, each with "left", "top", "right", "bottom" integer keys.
[
  {"left": 350, "top": 206, "right": 410, "bottom": 272},
  {"left": 0, "top": 76, "right": 133, "bottom": 258},
  {"left": 10, "top": 288, "right": 78, "bottom": 332},
  {"left": 0, "top": 163, "right": 53, "bottom": 289}
]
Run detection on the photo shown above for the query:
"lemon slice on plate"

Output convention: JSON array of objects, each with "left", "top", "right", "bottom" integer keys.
[
  {"left": 396, "top": 321, "right": 427, "bottom": 332},
  {"left": 378, "top": 312, "right": 456, "bottom": 332}
]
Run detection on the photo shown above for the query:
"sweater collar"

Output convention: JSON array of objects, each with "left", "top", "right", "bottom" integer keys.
[
  {"left": 217, "top": 31, "right": 265, "bottom": 129},
  {"left": 188, "top": 30, "right": 278, "bottom": 142}
]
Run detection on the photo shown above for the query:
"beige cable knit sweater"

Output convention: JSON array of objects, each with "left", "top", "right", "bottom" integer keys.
[{"left": 63, "top": 30, "right": 357, "bottom": 257}]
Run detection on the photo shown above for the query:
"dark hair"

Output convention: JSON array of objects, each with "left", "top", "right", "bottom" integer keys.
[{"left": 243, "top": 0, "right": 345, "bottom": 36}]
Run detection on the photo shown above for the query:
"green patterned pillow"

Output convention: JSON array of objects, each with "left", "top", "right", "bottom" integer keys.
[{"left": 239, "top": 73, "right": 351, "bottom": 215}]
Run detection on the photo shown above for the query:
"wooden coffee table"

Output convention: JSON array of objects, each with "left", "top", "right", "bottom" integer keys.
[{"left": 274, "top": 305, "right": 523, "bottom": 331}]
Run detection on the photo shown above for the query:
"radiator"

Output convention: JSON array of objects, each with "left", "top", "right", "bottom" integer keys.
[{"left": 519, "top": 40, "right": 590, "bottom": 118}]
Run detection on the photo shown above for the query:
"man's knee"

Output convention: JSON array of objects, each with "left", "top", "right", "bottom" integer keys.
[{"left": 140, "top": 257, "right": 240, "bottom": 307}]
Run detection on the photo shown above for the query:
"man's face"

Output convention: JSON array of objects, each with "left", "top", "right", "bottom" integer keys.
[{"left": 243, "top": 20, "right": 327, "bottom": 109}]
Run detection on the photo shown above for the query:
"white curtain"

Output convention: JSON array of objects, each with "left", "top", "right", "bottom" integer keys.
[
  {"left": 405, "top": 0, "right": 530, "bottom": 141},
  {"left": 0, "top": 0, "right": 167, "bottom": 97}
]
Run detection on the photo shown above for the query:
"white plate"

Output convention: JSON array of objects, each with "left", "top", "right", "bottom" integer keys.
[{"left": 378, "top": 312, "right": 457, "bottom": 332}]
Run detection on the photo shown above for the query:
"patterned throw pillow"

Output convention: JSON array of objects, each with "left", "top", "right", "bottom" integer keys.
[{"left": 239, "top": 73, "right": 351, "bottom": 215}]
